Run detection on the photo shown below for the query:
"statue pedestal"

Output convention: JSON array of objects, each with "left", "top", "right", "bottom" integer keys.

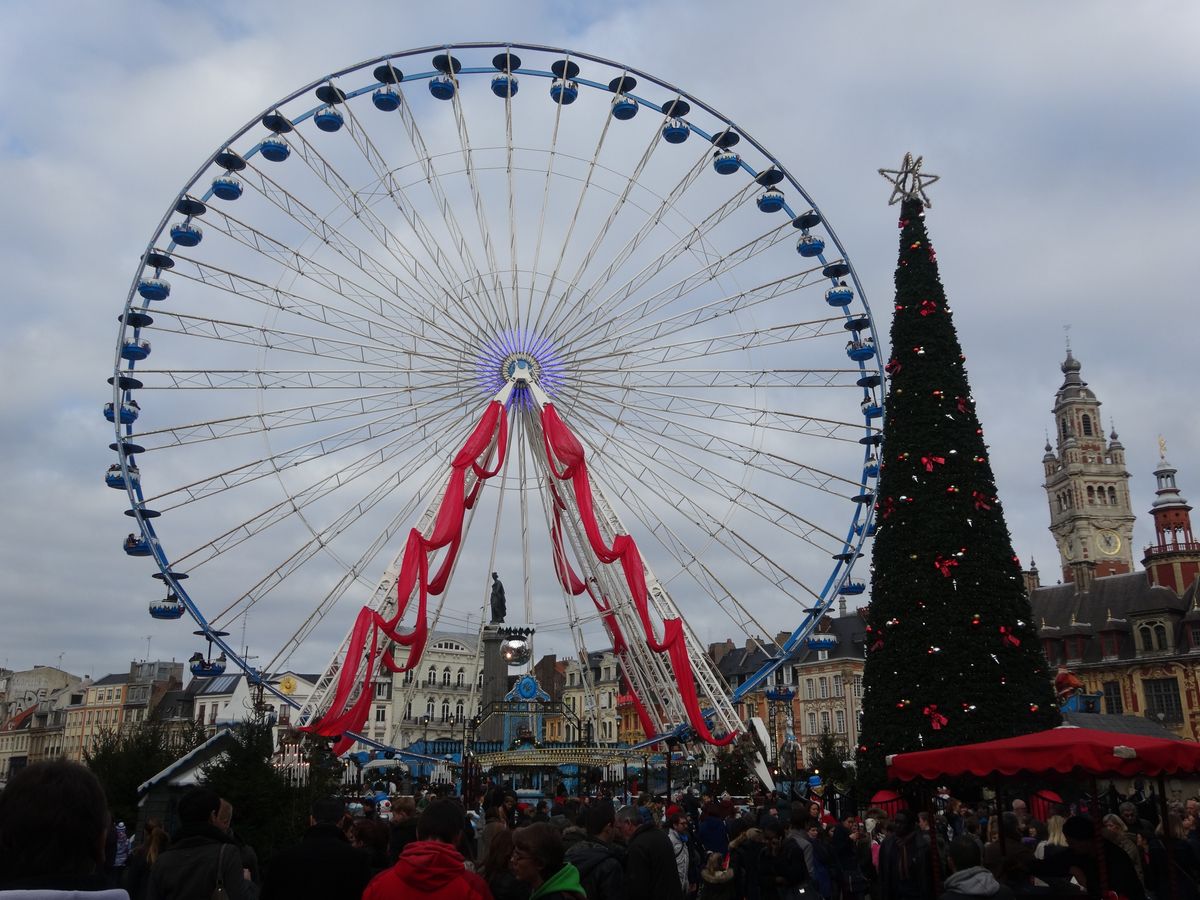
[{"left": 479, "top": 626, "right": 507, "bottom": 742}]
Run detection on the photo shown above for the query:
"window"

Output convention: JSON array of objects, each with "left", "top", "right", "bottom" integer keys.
[
  {"left": 1102, "top": 681, "right": 1123, "bottom": 715},
  {"left": 427, "top": 666, "right": 436, "bottom": 686},
  {"left": 1144, "top": 678, "right": 1183, "bottom": 724},
  {"left": 1137, "top": 621, "right": 1169, "bottom": 653},
  {"left": 1190, "top": 624, "right": 1200, "bottom": 650},
  {"left": 1060, "top": 418, "right": 1068, "bottom": 440},
  {"left": 835, "top": 710, "right": 846, "bottom": 733},
  {"left": 852, "top": 676, "right": 863, "bottom": 699},
  {"left": 1081, "top": 414, "right": 1093, "bottom": 437},
  {"left": 441, "top": 700, "right": 450, "bottom": 722},
  {"left": 805, "top": 679, "right": 815, "bottom": 700},
  {"left": 442, "top": 668, "right": 451, "bottom": 687},
  {"left": 404, "top": 702, "right": 412, "bottom": 720},
  {"left": 1087, "top": 486, "right": 1095, "bottom": 505},
  {"left": 456, "top": 668, "right": 465, "bottom": 687},
  {"left": 375, "top": 707, "right": 387, "bottom": 723},
  {"left": 403, "top": 669, "right": 414, "bottom": 684},
  {"left": 375, "top": 682, "right": 389, "bottom": 699},
  {"left": 820, "top": 711, "right": 831, "bottom": 733},
  {"left": 455, "top": 700, "right": 464, "bottom": 720},
  {"left": 807, "top": 712, "right": 817, "bottom": 734},
  {"left": 833, "top": 675, "right": 844, "bottom": 698},
  {"left": 1108, "top": 487, "right": 1118, "bottom": 506},
  {"left": 425, "top": 698, "right": 435, "bottom": 719},
  {"left": 817, "top": 650, "right": 829, "bottom": 662},
  {"left": 197, "top": 704, "right": 205, "bottom": 723},
  {"left": 818, "top": 677, "right": 828, "bottom": 699}
]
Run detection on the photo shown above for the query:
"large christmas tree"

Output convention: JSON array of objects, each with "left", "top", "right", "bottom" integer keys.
[{"left": 856, "top": 156, "right": 1059, "bottom": 789}]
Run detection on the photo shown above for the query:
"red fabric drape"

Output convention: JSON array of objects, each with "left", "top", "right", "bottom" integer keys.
[
  {"left": 540, "top": 403, "right": 733, "bottom": 747},
  {"left": 304, "top": 402, "right": 507, "bottom": 747}
]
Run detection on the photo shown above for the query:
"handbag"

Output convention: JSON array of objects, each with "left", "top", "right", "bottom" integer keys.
[{"left": 212, "top": 844, "right": 230, "bottom": 900}]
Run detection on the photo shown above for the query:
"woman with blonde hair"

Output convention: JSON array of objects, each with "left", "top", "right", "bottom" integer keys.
[{"left": 1034, "top": 815, "right": 1067, "bottom": 860}]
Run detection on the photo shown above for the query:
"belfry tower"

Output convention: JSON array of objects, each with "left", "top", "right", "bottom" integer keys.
[
  {"left": 1042, "top": 350, "right": 1136, "bottom": 586},
  {"left": 1142, "top": 443, "right": 1200, "bottom": 594}
]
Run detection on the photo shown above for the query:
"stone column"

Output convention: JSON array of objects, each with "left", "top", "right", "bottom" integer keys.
[{"left": 480, "top": 626, "right": 506, "bottom": 742}]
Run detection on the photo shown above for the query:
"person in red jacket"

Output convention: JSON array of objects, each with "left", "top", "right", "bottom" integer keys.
[{"left": 364, "top": 799, "right": 493, "bottom": 900}]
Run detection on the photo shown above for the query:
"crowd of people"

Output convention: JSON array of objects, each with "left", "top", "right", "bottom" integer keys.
[{"left": 4, "top": 760, "right": 1200, "bottom": 899}]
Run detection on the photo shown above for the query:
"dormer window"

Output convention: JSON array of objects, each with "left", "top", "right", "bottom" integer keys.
[
  {"left": 1065, "top": 635, "right": 1087, "bottom": 662},
  {"left": 1100, "top": 633, "right": 1121, "bottom": 660},
  {"left": 1189, "top": 623, "right": 1200, "bottom": 651},
  {"left": 1042, "top": 638, "right": 1060, "bottom": 665},
  {"left": 1136, "top": 620, "right": 1170, "bottom": 654}
]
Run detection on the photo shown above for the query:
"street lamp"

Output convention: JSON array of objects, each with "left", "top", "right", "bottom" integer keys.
[{"left": 421, "top": 715, "right": 431, "bottom": 784}]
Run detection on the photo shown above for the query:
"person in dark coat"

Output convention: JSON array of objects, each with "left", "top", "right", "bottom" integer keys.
[
  {"left": 697, "top": 804, "right": 729, "bottom": 857},
  {"left": 261, "top": 797, "right": 371, "bottom": 900},
  {"left": 1031, "top": 815, "right": 1146, "bottom": 900},
  {"left": 941, "top": 836, "right": 1014, "bottom": 899},
  {"left": 387, "top": 797, "right": 419, "bottom": 865},
  {"left": 0, "top": 759, "right": 128, "bottom": 898},
  {"left": 615, "top": 806, "right": 682, "bottom": 900},
  {"left": 564, "top": 805, "right": 625, "bottom": 900},
  {"left": 147, "top": 787, "right": 253, "bottom": 900}
]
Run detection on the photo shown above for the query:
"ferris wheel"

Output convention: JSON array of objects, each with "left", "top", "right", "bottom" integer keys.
[{"left": 109, "top": 42, "right": 882, "bottom": 751}]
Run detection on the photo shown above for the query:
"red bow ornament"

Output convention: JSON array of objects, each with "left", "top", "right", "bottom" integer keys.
[
  {"left": 999, "top": 626, "right": 1021, "bottom": 647},
  {"left": 972, "top": 490, "right": 993, "bottom": 510},
  {"left": 885, "top": 357, "right": 901, "bottom": 375},
  {"left": 921, "top": 456, "right": 945, "bottom": 472},
  {"left": 879, "top": 496, "right": 896, "bottom": 519},
  {"left": 924, "top": 705, "right": 948, "bottom": 730},
  {"left": 934, "top": 555, "right": 959, "bottom": 577},
  {"left": 919, "top": 300, "right": 938, "bottom": 317}
]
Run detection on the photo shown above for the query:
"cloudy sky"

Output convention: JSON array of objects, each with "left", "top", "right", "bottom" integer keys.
[{"left": 2, "top": 0, "right": 1198, "bottom": 685}]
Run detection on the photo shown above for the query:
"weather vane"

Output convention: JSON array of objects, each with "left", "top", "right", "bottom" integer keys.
[
  {"left": 1159, "top": 434, "right": 1168, "bottom": 461},
  {"left": 879, "top": 152, "right": 940, "bottom": 207}
]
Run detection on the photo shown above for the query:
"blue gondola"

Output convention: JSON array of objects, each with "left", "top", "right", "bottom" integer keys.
[
  {"left": 260, "top": 138, "right": 290, "bottom": 162},
  {"left": 861, "top": 400, "right": 883, "bottom": 419},
  {"left": 429, "top": 74, "right": 456, "bottom": 100},
  {"left": 549, "top": 78, "right": 578, "bottom": 104},
  {"left": 838, "top": 581, "right": 866, "bottom": 595},
  {"left": 662, "top": 118, "right": 689, "bottom": 144},
  {"left": 863, "top": 454, "right": 880, "bottom": 478},
  {"left": 150, "top": 592, "right": 185, "bottom": 620},
  {"left": 491, "top": 74, "right": 518, "bottom": 98},
  {"left": 847, "top": 338, "right": 876, "bottom": 362},
  {"left": 372, "top": 86, "right": 401, "bottom": 111},
  {"left": 712, "top": 150, "right": 740, "bottom": 175},
  {"left": 611, "top": 95, "right": 637, "bottom": 120},
  {"left": 124, "top": 533, "right": 152, "bottom": 556},
  {"left": 106, "top": 463, "right": 140, "bottom": 489},
  {"left": 807, "top": 633, "right": 840, "bottom": 650},
  {"left": 169, "top": 222, "right": 202, "bottom": 247},
  {"left": 855, "top": 520, "right": 878, "bottom": 537},
  {"left": 756, "top": 189, "right": 785, "bottom": 213},
  {"left": 825, "top": 284, "right": 853, "bottom": 307},
  {"left": 138, "top": 277, "right": 171, "bottom": 301},
  {"left": 189, "top": 651, "right": 227, "bottom": 677},
  {"left": 797, "top": 234, "right": 825, "bottom": 258},
  {"left": 314, "top": 106, "right": 344, "bottom": 132},
  {"left": 212, "top": 175, "right": 243, "bottom": 200},
  {"left": 121, "top": 340, "right": 151, "bottom": 362},
  {"left": 103, "top": 400, "right": 140, "bottom": 425}
]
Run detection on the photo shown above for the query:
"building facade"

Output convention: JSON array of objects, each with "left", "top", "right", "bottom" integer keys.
[
  {"left": 390, "top": 631, "right": 484, "bottom": 750},
  {"left": 1032, "top": 352, "right": 1200, "bottom": 739},
  {"left": 63, "top": 661, "right": 182, "bottom": 761}
]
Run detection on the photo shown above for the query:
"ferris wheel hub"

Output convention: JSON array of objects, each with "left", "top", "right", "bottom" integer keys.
[{"left": 501, "top": 352, "right": 541, "bottom": 385}]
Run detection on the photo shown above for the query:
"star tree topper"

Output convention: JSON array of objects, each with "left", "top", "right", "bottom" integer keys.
[{"left": 879, "top": 152, "right": 940, "bottom": 208}]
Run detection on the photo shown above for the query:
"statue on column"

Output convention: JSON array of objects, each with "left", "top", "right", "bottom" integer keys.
[{"left": 490, "top": 572, "right": 506, "bottom": 624}]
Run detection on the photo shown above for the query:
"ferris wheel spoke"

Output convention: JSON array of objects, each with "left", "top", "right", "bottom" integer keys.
[
  {"left": 167, "top": 255, "right": 459, "bottom": 355},
  {"left": 569, "top": 265, "right": 829, "bottom": 358},
  {"left": 388, "top": 87, "right": 508, "bottom": 326},
  {"left": 129, "top": 388, "right": 421, "bottom": 451},
  {"left": 502, "top": 86, "right": 520, "bottom": 329},
  {"left": 550, "top": 112, "right": 667, "bottom": 330},
  {"left": 144, "top": 398, "right": 456, "bottom": 510},
  {"left": 571, "top": 395, "right": 848, "bottom": 551},
  {"left": 582, "top": 367, "right": 859, "bottom": 390},
  {"left": 148, "top": 310, "right": 460, "bottom": 372},
  {"left": 130, "top": 368, "right": 467, "bottom": 391},
  {"left": 279, "top": 124, "right": 478, "bottom": 316},
  {"left": 216, "top": 451, "right": 450, "bottom": 636},
  {"left": 571, "top": 397, "right": 860, "bottom": 496},
  {"left": 448, "top": 88, "right": 508, "bottom": 321},
  {"left": 170, "top": 394, "right": 480, "bottom": 569},
  {"left": 559, "top": 216, "right": 794, "bottom": 357},
  {"left": 525, "top": 79, "right": 570, "bottom": 334},
  {"left": 574, "top": 317, "right": 849, "bottom": 371},
  {"left": 542, "top": 146, "right": 720, "bottom": 340},
  {"left": 235, "top": 162, "right": 482, "bottom": 331},
  {"left": 194, "top": 206, "right": 466, "bottom": 343},
  {"left": 582, "top": 383, "right": 867, "bottom": 442}
]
